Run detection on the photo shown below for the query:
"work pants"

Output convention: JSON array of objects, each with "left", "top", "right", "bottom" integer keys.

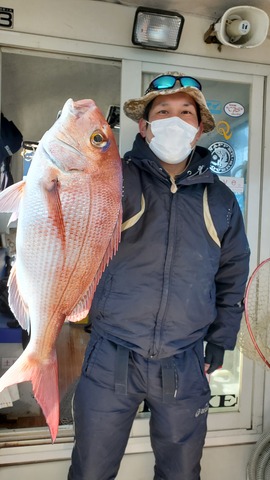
[{"left": 68, "top": 331, "right": 210, "bottom": 480}]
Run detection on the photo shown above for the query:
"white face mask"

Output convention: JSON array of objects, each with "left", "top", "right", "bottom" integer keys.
[{"left": 147, "top": 117, "right": 199, "bottom": 164}]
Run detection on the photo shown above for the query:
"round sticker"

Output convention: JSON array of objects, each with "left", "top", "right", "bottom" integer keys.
[
  {"left": 208, "top": 141, "right": 235, "bottom": 174},
  {"left": 224, "top": 102, "right": 245, "bottom": 117}
]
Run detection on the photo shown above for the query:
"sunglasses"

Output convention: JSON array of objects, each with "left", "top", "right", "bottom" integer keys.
[{"left": 145, "top": 75, "right": 202, "bottom": 95}]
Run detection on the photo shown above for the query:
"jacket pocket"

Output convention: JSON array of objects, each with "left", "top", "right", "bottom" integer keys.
[
  {"left": 175, "top": 342, "right": 210, "bottom": 397},
  {"left": 82, "top": 333, "right": 103, "bottom": 378}
]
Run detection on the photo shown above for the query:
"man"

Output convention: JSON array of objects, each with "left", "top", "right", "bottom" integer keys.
[{"left": 68, "top": 72, "right": 250, "bottom": 480}]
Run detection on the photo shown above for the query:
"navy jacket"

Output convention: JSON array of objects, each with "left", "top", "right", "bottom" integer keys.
[{"left": 90, "top": 133, "right": 250, "bottom": 359}]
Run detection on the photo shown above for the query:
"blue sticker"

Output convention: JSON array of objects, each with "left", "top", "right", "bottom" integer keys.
[{"left": 207, "top": 100, "right": 223, "bottom": 115}]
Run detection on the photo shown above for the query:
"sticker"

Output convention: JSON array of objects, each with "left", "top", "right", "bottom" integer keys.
[
  {"left": 224, "top": 102, "right": 245, "bottom": 117},
  {"left": 219, "top": 176, "right": 244, "bottom": 194},
  {"left": 0, "top": 7, "right": 14, "bottom": 29},
  {"left": 216, "top": 120, "right": 232, "bottom": 140},
  {"left": 2, "top": 357, "right": 17, "bottom": 369},
  {"left": 208, "top": 141, "right": 235, "bottom": 174},
  {"left": 209, "top": 394, "right": 238, "bottom": 408},
  {"left": 206, "top": 100, "right": 222, "bottom": 115}
]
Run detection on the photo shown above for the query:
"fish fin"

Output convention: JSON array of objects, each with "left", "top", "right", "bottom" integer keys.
[
  {"left": 7, "top": 212, "right": 19, "bottom": 225},
  {"left": 7, "top": 264, "right": 31, "bottom": 333},
  {"left": 67, "top": 207, "right": 122, "bottom": 323},
  {"left": 66, "top": 284, "right": 95, "bottom": 323},
  {"left": 0, "top": 180, "right": 25, "bottom": 213},
  {"left": 0, "top": 347, "right": 59, "bottom": 442},
  {"left": 43, "top": 177, "right": 66, "bottom": 247}
]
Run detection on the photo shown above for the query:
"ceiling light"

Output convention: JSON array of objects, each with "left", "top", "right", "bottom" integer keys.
[{"left": 132, "top": 7, "right": 185, "bottom": 50}]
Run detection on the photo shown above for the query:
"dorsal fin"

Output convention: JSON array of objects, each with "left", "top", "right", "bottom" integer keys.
[{"left": 66, "top": 206, "right": 122, "bottom": 322}]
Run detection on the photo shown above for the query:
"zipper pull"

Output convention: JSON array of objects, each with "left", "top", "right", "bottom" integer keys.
[{"left": 170, "top": 176, "right": 178, "bottom": 193}]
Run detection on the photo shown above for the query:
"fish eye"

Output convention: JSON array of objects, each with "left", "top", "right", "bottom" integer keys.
[{"left": 90, "top": 130, "right": 108, "bottom": 148}]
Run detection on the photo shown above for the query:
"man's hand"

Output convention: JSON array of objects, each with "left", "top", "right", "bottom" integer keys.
[{"left": 204, "top": 342, "right": 225, "bottom": 374}]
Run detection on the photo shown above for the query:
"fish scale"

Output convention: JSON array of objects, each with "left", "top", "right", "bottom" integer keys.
[{"left": 0, "top": 98, "right": 123, "bottom": 441}]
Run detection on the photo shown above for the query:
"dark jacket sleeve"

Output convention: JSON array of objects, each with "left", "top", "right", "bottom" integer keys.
[{"left": 204, "top": 184, "right": 250, "bottom": 350}]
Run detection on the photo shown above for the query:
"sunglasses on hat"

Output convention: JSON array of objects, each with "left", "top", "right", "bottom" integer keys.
[{"left": 145, "top": 75, "right": 202, "bottom": 95}]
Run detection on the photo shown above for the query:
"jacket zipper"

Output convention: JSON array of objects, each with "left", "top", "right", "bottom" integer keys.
[{"left": 150, "top": 182, "right": 178, "bottom": 357}]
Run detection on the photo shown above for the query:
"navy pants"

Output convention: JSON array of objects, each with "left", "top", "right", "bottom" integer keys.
[{"left": 68, "top": 332, "right": 210, "bottom": 480}]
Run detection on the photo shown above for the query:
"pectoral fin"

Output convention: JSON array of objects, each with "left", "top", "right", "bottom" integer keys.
[
  {"left": 42, "top": 173, "right": 66, "bottom": 248},
  {"left": 0, "top": 180, "right": 26, "bottom": 221}
]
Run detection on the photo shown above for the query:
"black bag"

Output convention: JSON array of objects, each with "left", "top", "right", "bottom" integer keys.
[
  {"left": 0, "top": 113, "right": 23, "bottom": 161},
  {"left": 0, "top": 276, "right": 14, "bottom": 318},
  {"left": 0, "top": 250, "right": 14, "bottom": 318}
]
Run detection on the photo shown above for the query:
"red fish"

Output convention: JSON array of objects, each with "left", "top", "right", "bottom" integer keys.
[{"left": 0, "top": 98, "right": 122, "bottom": 441}]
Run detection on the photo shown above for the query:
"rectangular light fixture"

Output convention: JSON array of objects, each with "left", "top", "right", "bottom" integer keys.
[{"left": 132, "top": 7, "right": 185, "bottom": 50}]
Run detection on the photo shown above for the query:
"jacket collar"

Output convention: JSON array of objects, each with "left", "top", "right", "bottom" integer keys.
[{"left": 124, "top": 133, "right": 215, "bottom": 186}]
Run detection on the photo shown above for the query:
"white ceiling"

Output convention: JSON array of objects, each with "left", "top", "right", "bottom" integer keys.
[{"left": 97, "top": 0, "right": 270, "bottom": 23}]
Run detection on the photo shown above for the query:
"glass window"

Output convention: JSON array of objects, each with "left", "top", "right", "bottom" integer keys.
[{"left": 199, "top": 79, "right": 249, "bottom": 414}]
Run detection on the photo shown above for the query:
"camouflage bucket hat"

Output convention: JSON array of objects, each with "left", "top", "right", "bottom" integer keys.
[{"left": 123, "top": 72, "right": 215, "bottom": 133}]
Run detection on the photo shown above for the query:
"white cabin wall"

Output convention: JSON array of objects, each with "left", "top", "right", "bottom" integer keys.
[{"left": 1, "top": 0, "right": 270, "bottom": 63}]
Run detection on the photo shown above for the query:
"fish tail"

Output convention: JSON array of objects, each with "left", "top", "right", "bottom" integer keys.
[{"left": 0, "top": 347, "right": 59, "bottom": 442}]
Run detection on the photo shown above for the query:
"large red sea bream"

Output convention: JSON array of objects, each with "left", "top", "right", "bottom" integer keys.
[{"left": 0, "top": 99, "right": 123, "bottom": 441}]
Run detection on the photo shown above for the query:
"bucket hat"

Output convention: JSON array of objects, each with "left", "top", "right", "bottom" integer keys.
[{"left": 123, "top": 72, "right": 215, "bottom": 133}]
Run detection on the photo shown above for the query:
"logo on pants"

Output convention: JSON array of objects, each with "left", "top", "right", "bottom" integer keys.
[{"left": 195, "top": 402, "right": 209, "bottom": 417}]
